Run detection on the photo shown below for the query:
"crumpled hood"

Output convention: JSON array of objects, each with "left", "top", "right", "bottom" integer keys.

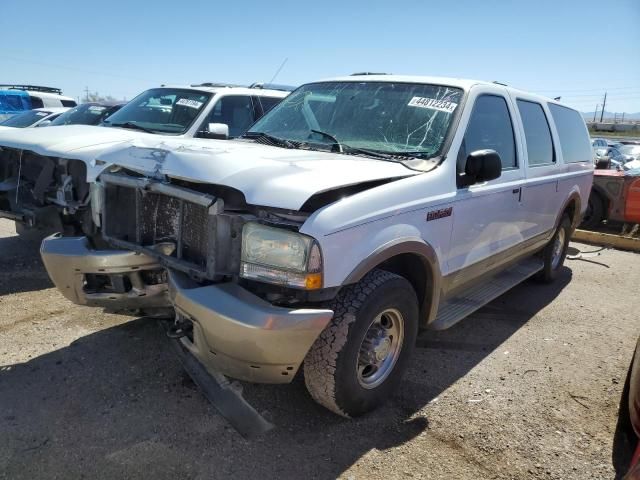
[
  {"left": 0, "top": 125, "right": 152, "bottom": 162},
  {"left": 97, "top": 137, "right": 418, "bottom": 210}
]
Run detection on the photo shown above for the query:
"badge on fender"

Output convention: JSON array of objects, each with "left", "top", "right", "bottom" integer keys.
[{"left": 426, "top": 207, "right": 453, "bottom": 222}]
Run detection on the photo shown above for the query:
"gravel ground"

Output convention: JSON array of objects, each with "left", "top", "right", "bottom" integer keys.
[{"left": 0, "top": 218, "right": 637, "bottom": 480}]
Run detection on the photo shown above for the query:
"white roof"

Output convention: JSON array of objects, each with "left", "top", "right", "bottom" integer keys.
[
  {"left": 33, "top": 107, "right": 70, "bottom": 114},
  {"left": 158, "top": 85, "right": 289, "bottom": 98},
  {"left": 319, "top": 75, "right": 491, "bottom": 90},
  {"left": 25, "top": 90, "right": 75, "bottom": 102}
]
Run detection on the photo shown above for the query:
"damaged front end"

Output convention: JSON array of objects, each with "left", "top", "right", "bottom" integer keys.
[
  {"left": 0, "top": 147, "right": 92, "bottom": 233},
  {"left": 42, "top": 169, "right": 335, "bottom": 382}
]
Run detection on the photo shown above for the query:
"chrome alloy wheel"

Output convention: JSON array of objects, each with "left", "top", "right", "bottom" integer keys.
[
  {"left": 551, "top": 227, "right": 566, "bottom": 270},
  {"left": 356, "top": 308, "right": 405, "bottom": 389}
]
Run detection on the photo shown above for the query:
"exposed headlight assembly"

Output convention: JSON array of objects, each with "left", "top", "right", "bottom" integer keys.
[{"left": 240, "top": 222, "right": 322, "bottom": 290}]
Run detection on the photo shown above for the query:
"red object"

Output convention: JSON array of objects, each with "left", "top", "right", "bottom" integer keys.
[
  {"left": 625, "top": 177, "right": 640, "bottom": 224},
  {"left": 592, "top": 171, "right": 640, "bottom": 223}
]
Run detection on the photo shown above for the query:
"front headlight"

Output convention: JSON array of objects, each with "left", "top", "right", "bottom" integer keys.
[{"left": 240, "top": 222, "right": 323, "bottom": 290}]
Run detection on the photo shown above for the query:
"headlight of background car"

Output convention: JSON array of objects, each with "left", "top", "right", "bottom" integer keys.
[{"left": 240, "top": 223, "right": 323, "bottom": 290}]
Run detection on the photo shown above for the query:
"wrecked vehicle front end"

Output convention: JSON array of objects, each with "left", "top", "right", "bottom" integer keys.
[
  {"left": 43, "top": 169, "right": 337, "bottom": 381},
  {"left": 0, "top": 146, "right": 92, "bottom": 232}
]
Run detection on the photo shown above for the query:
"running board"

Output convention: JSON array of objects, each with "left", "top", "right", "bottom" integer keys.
[{"left": 430, "top": 257, "right": 544, "bottom": 331}]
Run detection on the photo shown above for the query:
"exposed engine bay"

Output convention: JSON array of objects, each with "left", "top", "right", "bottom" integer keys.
[{"left": 0, "top": 147, "right": 91, "bottom": 233}]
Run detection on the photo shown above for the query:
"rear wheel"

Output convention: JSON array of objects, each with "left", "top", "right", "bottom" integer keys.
[
  {"left": 580, "top": 192, "right": 604, "bottom": 229},
  {"left": 303, "top": 269, "right": 419, "bottom": 417},
  {"left": 536, "top": 214, "right": 571, "bottom": 283}
]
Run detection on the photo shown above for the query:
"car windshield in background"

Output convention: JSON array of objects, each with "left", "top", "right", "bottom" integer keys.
[
  {"left": 247, "top": 81, "right": 463, "bottom": 161},
  {"left": 102, "top": 88, "right": 211, "bottom": 134},
  {"left": 0, "top": 109, "right": 51, "bottom": 128},
  {"left": 51, "top": 103, "right": 119, "bottom": 126}
]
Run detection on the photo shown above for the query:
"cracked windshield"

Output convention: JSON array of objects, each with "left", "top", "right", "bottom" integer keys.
[{"left": 248, "top": 81, "right": 462, "bottom": 161}]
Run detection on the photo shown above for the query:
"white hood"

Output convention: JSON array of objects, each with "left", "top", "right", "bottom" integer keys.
[
  {"left": 96, "top": 137, "right": 418, "bottom": 210},
  {"left": 0, "top": 125, "right": 152, "bottom": 162}
]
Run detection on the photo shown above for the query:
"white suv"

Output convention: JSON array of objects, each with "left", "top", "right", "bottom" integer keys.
[
  {"left": 40, "top": 75, "right": 594, "bottom": 417},
  {"left": 0, "top": 83, "right": 290, "bottom": 234}
]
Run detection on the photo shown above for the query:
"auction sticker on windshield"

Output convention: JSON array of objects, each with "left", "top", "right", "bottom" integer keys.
[
  {"left": 408, "top": 97, "right": 457, "bottom": 114},
  {"left": 176, "top": 98, "right": 204, "bottom": 109}
]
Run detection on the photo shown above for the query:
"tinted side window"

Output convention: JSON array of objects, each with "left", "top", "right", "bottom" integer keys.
[
  {"left": 517, "top": 100, "right": 554, "bottom": 166},
  {"left": 254, "top": 96, "right": 282, "bottom": 116},
  {"left": 548, "top": 104, "right": 591, "bottom": 163},
  {"left": 61, "top": 99, "right": 77, "bottom": 107},
  {"left": 207, "top": 95, "right": 255, "bottom": 137},
  {"left": 461, "top": 95, "right": 516, "bottom": 170},
  {"left": 29, "top": 96, "right": 44, "bottom": 108}
]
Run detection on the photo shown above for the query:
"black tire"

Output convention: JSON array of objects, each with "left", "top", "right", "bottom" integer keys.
[
  {"left": 303, "top": 269, "right": 419, "bottom": 417},
  {"left": 580, "top": 192, "right": 604, "bottom": 229},
  {"left": 536, "top": 214, "right": 571, "bottom": 283}
]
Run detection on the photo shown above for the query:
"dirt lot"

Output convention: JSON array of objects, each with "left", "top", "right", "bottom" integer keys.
[{"left": 0, "top": 218, "right": 637, "bottom": 480}]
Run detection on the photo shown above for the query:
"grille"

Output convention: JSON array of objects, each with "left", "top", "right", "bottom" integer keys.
[{"left": 103, "top": 181, "right": 212, "bottom": 271}]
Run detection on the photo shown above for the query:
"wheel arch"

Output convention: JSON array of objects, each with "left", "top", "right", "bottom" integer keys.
[
  {"left": 557, "top": 190, "right": 583, "bottom": 231},
  {"left": 343, "top": 239, "right": 442, "bottom": 326}
]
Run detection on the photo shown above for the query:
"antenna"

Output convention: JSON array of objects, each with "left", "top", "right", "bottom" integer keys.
[{"left": 268, "top": 58, "right": 288, "bottom": 85}]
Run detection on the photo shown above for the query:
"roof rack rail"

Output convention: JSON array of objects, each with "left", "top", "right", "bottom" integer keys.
[
  {"left": 492, "top": 81, "right": 508, "bottom": 86},
  {"left": 248, "top": 83, "right": 296, "bottom": 92},
  {"left": 350, "top": 72, "right": 391, "bottom": 76},
  {"left": 190, "top": 82, "right": 244, "bottom": 88},
  {"left": 0, "top": 85, "right": 63, "bottom": 95}
]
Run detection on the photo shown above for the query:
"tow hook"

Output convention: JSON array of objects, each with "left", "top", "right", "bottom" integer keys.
[{"left": 166, "top": 317, "right": 193, "bottom": 339}]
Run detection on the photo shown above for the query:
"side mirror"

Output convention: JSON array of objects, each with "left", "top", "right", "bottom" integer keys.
[
  {"left": 462, "top": 149, "right": 502, "bottom": 186},
  {"left": 203, "top": 123, "right": 229, "bottom": 140},
  {"left": 36, "top": 120, "right": 52, "bottom": 127}
]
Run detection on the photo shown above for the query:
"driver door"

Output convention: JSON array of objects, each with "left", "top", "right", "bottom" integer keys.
[{"left": 446, "top": 90, "right": 525, "bottom": 290}]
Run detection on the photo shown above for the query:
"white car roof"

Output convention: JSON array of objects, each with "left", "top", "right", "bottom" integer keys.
[
  {"left": 158, "top": 85, "right": 290, "bottom": 98},
  {"left": 33, "top": 107, "right": 70, "bottom": 114},
  {"left": 25, "top": 91, "right": 75, "bottom": 102}
]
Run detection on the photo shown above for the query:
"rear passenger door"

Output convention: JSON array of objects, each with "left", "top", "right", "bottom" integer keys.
[
  {"left": 511, "top": 96, "right": 560, "bottom": 239},
  {"left": 448, "top": 89, "right": 525, "bottom": 278}
]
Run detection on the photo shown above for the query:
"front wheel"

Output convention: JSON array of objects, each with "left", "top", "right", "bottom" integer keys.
[{"left": 303, "top": 269, "right": 419, "bottom": 417}]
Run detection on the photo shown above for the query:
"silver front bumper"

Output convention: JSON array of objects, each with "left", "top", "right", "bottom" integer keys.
[
  {"left": 169, "top": 271, "right": 334, "bottom": 384},
  {"left": 40, "top": 235, "right": 170, "bottom": 310}
]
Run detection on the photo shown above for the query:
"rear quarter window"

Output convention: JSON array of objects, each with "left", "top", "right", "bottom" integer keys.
[
  {"left": 29, "top": 96, "right": 44, "bottom": 108},
  {"left": 548, "top": 104, "right": 591, "bottom": 163}
]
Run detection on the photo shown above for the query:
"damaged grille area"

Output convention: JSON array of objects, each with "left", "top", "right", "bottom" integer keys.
[
  {"left": 0, "top": 146, "right": 89, "bottom": 227},
  {"left": 101, "top": 173, "right": 244, "bottom": 280}
]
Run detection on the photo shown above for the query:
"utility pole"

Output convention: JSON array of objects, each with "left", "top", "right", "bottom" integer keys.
[
  {"left": 84, "top": 86, "right": 90, "bottom": 103},
  {"left": 622, "top": 112, "right": 625, "bottom": 122},
  {"left": 599, "top": 92, "right": 607, "bottom": 122},
  {"left": 593, "top": 104, "right": 599, "bottom": 122}
]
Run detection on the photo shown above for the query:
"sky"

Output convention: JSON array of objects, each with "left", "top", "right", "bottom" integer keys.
[{"left": 2, "top": 0, "right": 639, "bottom": 114}]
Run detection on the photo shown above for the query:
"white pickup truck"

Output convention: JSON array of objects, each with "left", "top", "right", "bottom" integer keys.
[
  {"left": 40, "top": 75, "right": 594, "bottom": 417},
  {"left": 0, "top": 83, "right": 289, "bottom": 234}
]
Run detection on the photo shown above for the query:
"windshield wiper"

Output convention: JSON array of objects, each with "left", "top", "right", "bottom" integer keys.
[
  {"left": 310, "top": 129, "right": 342, "bottom": 150},
  {"left": 110, "top": 121, "right": 156, "bottom": 134},
  {"left": 243, "top": 131, "right": 295, "bottom": 148},
  {"left": 389, "top": 150, "right": 435, "bottom": 159},
  {"left": 341, "top": 145, "right": 396, "bottom": 160},
  {"left": 309, "top": 130, "right": 402, "bottom": 161}
]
